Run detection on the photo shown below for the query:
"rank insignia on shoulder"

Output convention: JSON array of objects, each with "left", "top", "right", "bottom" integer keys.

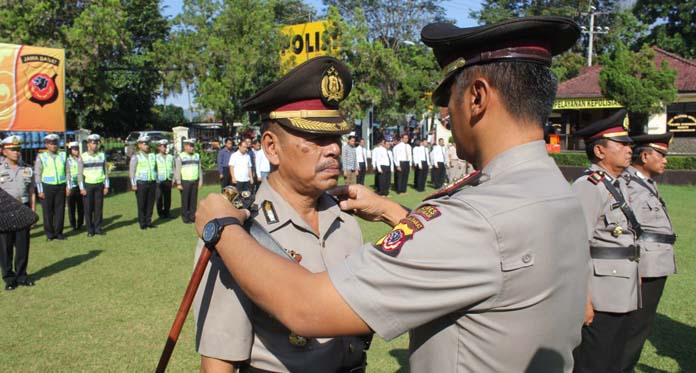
[
  {"left": 22, "top": 167, "right": 33, "bottom": 178},
  {"left": 413, "top": 205, "right": 441, "bottom": 221},
  {"left": 423, "top": 170, "right": 482, "bottom": 202},
  {"left": 373, "top": 217, "right": 423, "bottom": 257},
  {"left": 262, "top": 200, "right": 279, "bottom": 224},
  {"left": 587, "top": 170, "right": 605, "bottom": 185}
]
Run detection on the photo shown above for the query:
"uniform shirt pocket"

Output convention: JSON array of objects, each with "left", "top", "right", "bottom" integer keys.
[
  {"left": 593, "top": 260, "right": 632, "bottom": 278},
  {"left": 501, "top": 250, "right": 534, "bottom": 272}
]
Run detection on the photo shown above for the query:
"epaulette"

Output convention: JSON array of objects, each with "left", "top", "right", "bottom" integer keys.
[
  {"left": 423, "top": 170, "right": 482, "bottom": 202},
  {"left": 586, "top": 170, "right": 605, "bottom": 185}
]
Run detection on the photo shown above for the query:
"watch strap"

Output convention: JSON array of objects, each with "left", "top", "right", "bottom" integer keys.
[{"left": 216, "top": 216, "right": 242, "bottom": 228}]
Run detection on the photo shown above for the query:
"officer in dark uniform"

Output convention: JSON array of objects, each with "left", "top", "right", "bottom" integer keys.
[
  {"left": 65, "top": 141, "right": 84, "bottom": 231},
  {"left": 34, "top": 133, "right": 67, "bottom": 240},
  {"left": 621, "top": 132, "right": 677, "bottom": 372},
  {"left": 572, "top": 109, "right": 641, "bottom": 372},
  {"left": 129, "top": 135, "right": 157, "bottom": 229},
  {"left": 0, "top": 136, "right": 37, "bottom": 290}
]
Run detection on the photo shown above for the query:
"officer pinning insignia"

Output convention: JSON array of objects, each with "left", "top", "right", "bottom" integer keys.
[
  {"left": 262, "top": 200, "right": 278, "bottom": 224},
  {"left": 374, "top": 217, "right": 424, "bottom": 257}
]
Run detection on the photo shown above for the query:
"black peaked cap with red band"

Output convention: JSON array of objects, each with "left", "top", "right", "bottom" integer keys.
[
  {"left": 421, "top": 16, "right": 580, "bottom": 107},
  {"left": 632, "top": 133, "right": 673, "bottom": 155},
  {"left": 575, "top": 109, "right": 633, "bottom": 144},
  {"left": 242, "top": 56, "right": 353, "bottom": 135}
]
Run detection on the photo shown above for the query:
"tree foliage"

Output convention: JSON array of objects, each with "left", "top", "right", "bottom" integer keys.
[
  {"left": 633, "top": 0, "right": 696, "bottom": 59},
  {"left": 599, "top": 42, "right": 677, "bottom": 117}
]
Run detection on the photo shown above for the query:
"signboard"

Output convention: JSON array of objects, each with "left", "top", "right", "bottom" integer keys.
[
  {"left": 280, "top": 20, "right": 337, "bottom": 68},
  {"left": 667, "top": 113, "right": 696, "bottom": 134},
  {"left": 553, "top": 98, "right": 622, "bottom": 110},
  {"left": 0, "top": 43, "right": 65, "bottom": 132}
]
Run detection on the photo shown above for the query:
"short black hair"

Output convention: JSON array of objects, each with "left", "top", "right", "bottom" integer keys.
[
  {"left": 585, "top": 139, "right": 609, "bottom": 163},
  {"left": 225, "top": 137, "right": 233, "bottom": 144},
  {"left": 347, "top": 135, "right": 356, "bottom": 141},
  {"left": 454, "top": 61, "right": 558, "bottom": 127},
  {"left": 631, "top": 146, "right": 652, "bottom": 166}
]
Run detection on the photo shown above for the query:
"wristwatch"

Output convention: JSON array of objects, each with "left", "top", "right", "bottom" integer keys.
[{"left": 202, "top": 217, "right": 242, "bottom": 249}]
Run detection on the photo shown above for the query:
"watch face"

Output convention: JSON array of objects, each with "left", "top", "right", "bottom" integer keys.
[{"left": 202, "top": 222, "right": 217, "bottom": 242}]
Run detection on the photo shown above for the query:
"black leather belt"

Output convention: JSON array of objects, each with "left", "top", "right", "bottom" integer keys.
[
  {"left": 590, "top": 245, "right": 640, "bottom": 262},
  {"left": 640, "top": 231, "right": 677, "bottom": 245}
]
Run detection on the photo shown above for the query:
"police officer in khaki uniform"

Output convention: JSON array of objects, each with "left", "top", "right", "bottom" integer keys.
[
  {"left": 35, "top": 133, "right": 68, "bottom": 240},
  {"left": 0, "top": 136, "right": 36, "bottom": 290},
  {"left": 174, "top": 139, "right": 202, "bottom": 224},
  {"left": 571, "top": 109, "right": 641, "bottom": 372},
  {"left": 195, "top": 17, "right": 589, "bottom": 372},
  {"left": 620, "top": 133, "right": 677, "bottom": 372},
  {"left": 193, "top": 56, "right": 368, "bottom": 373}
]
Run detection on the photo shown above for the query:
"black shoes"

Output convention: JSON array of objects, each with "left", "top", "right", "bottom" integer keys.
[
  {"left": 5, "top": 281, "right": 17, "bottom": 291},
  {"left": 56, "top": 234, "right": 66, "bottom": 240},
  {"left": 18, "top": 279, "right": 35, "bottom": 287},
  {"left": 87, "top": 232, "right": 94, "bottom": 237},
  {"left": 147, "top": 224, "right": 156, "bottom": 228},
  {"left": 96, "top": 230, "right": 106, "bottom": 235}
]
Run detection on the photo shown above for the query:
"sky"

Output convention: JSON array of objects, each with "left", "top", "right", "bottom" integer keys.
[{"left": 158, "top": 0, "right": 482, "bottom": 113}]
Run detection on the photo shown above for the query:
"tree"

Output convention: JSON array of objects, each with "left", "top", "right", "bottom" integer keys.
[
  {"left": 633, "top": 0, "right": 696, "bottom": 59},
  {"left": 151, "top": 104, "right": 187, "bottom": 131},
  {"left": 599, "top": 42, "right": 677, "bottom": 134}
]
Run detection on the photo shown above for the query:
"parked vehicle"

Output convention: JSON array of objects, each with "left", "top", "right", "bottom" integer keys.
[{"left": 124, "top": 131, "right": 173, "bottom": 156}]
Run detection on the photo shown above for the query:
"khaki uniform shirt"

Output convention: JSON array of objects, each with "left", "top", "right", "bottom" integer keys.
[
  {"left": 572, "top": 164, "right": 640, "bottom": 313},
  {"left": 624, "top": 166, "right": 676, "bottom": 277},
  {"left": 0, "top": 158, "right": 33, "bottom": 204},
  {"left": 328, "top": 141, "right": 589, "bottom": 372},
  {"left": 193, "top": 181, "right": 366, "bottom": 372}
]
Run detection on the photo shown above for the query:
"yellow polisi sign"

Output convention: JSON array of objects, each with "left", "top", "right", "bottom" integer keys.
[{"left": 280, "top": 20, "right": 337, "bottom": 69}]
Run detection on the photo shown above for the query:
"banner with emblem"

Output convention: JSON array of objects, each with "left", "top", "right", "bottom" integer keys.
[{"left": 0, "top": 43, "right": 65, "bottom": 132}]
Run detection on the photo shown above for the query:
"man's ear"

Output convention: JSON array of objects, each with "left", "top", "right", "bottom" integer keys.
[
  {"left": 593, "top": 143, "right": 605, "bottom": 161},
  {"left": 262, "top": 131, "right": 281, "bottom": 167},
  {"left": 470, "top": 77, "right": 490, "bottom": 117}
]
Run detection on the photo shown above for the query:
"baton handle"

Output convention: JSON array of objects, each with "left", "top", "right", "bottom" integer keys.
[{"left": 156, "top": 245, "right": 212, "bottom": 373}]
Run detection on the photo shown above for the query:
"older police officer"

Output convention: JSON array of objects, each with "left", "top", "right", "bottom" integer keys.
[
  {"left": 193, "top": 57, "right": 369, "bottom": 373},
  {"left": 195, "top": 17, "right": 589, "bottom": 372}
]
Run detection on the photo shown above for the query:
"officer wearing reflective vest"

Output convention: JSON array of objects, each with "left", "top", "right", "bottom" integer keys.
[
  {"left": 79, "top": 134, "right": 109, "bottom": 237},
  {"left": 572, "top": 109, "right": 641, "bottom": 372},
  {"left": 620, "top": 132, "right": 677, "bottom": 372},
  {"left": 174, "top": 138, "right": 202, "bottom": 224},
  {"left": 155, "top": 139, "right": 174, "bottom": 219},
  {"left": 65, "top": 141, "right": 84, "bottom": 231},
  {"left": 34, "top": 133, "right": 68, "bottom": 241},
  {"left": 129, "top": 135, "right": 157, "bottom": 230}
]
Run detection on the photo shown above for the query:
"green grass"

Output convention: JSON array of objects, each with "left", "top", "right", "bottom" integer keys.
[{"left": 0, "top": 176, "right": 693, "bottom": 372}]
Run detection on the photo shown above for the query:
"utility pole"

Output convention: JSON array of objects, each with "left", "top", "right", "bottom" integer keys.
[{"left": 581, "top": 1, "right": 610, "bottom": 66}]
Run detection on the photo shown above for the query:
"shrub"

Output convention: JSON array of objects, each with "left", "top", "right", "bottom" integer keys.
[{"left": 550, "top": 152, "right": 696, "bottom": 170}]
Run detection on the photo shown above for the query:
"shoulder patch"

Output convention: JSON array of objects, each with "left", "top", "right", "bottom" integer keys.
[
  {"left": 423, "top": 170, "right": 482, "bottom": 202},
  {"left": 413, "top": 205, "right": 441, "bottom": 221},
  {"left": 587, "top": 170, "right": 605, "bottom": 185},
  {"left": 373, "top": 217, "right": 423, "bottom": 257},
  {"left": 261, "top": 200, "right": 279, "bottom": 224},
  {"left": 22, "top": 167, "right": 33, "bottom": 178}
]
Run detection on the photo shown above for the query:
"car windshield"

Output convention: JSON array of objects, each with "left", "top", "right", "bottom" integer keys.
[{"left": 125, "top": 132, "right": 140, "bottom": 142}]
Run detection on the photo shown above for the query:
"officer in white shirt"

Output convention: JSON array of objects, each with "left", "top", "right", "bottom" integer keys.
[
  {"left": 412, "top": 138, "right": 431, "bottom": 192},
  {"left": 228, "top": 139, "right": 255, "bottom": 195},
  {"left": 430, "top": 138, "right": 447, "bottom": 188},
  {"left": 355, "top": 138, "right": 368, "bottom": 185},
  {"left": 371, "top": 136, "right": 392, "bottom": 196},
  {"left": 392, "top": 134, "right": 412, "bottom": 194}
]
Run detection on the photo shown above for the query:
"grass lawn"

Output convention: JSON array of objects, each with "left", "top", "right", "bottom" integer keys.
[{"left": 0, "top": 175, "right": 693, "bottom": 372}]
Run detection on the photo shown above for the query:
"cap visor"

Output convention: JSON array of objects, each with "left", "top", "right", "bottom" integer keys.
[{"left": 609, "top": 136, "right": 634, "bottom": 144}]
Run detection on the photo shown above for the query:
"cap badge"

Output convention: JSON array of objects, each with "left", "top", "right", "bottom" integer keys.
[
  {"left": 12, "top": 137, "right": 20, "bottom": 145},
  {"left": 622, "top": 116, "right": 629, "bottom": 130},
  {"left": 443, "top": 57, "right": 467, "bottom": 77},
  {"left": 321, "top": 65, "right": 344, "bottom": 103}
]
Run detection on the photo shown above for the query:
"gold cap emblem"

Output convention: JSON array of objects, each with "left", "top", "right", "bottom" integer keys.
[{"left": 321, "top": 65, "right": 344, "bottom": 104}]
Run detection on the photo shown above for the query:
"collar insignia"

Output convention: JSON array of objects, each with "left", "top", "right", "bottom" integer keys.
[{"left": 262, "top": 200, "right": 279, "bottom": 225}]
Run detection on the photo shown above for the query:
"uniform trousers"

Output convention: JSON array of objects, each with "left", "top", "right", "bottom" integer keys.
[
  {"left": 83, "top": 182, "right": 104, "bottom": 234},
  {"left": 41, "top": 183, "right": 66, "bottom": 239},
  {"left": 396, "top": 161, "right": 410, "bottom": 193},
  {"left": 180, "top": 180, "right": 199, "bottom": 223},
  {"left": 620, "top": 277, "right": 667, "bottom": 372},
  {"left": 431, "top": 162, "right": 445, "bottom": 188},
  {"left": 156, "top": 180, "right": 172, "bottom": 218},
  {"left": 357, "top": 162, "right": 366, "bottom": 185},
  {"left": 377, "top": 166, "right": 391, "bottom": 196},
  {"left": 220, "top": 166, "right": 231, "bottom": 191},
  {"left": 573, "top": 310, "right": 634, "bottom": 373},
  {"left": 67, "top": 186, "right": 84, "bottom": 229},
  {"left": 0, "top": 226, "right": 30, "bottom": 285},
  {"left": 344, "top": 170, "right": 357, "bottom": 185},
  {"left": 414, "top": 161, "right": 428, "bottom": 191},
  {"left": 136, "top": 180, "right": 156, "bottom": 229}
]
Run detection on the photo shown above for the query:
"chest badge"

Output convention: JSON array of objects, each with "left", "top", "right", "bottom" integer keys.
[{"left": 262, "top": 200, "right": 279, "bottom": 224}]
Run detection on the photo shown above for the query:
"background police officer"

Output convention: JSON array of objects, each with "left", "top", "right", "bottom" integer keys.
[
  {"left": 129, "top": 136, "right": 157, "bottom": 230},
  {"left": 1, "top": 136, "right": 36, "bottom": 290},
  {"left": 572, "top": 109, "right": 641, "bottom": 372},
  {"left": 34, "top": 133, "right": 67, "bottom": 241},
  {"left": 79, "top": 134, "right": 109, "bottom": 236},
  {"left": 174, "top": 139, "right": 202, "bottom": 224},
  {"left": 155, "top": 139, "right": 174, "bottom": 219},
  {"left": 65, "top": 141, "right": 84, "bottom": 231},
  {"left": 621, "top": 133, "right": 677, "bottom": 372}
]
